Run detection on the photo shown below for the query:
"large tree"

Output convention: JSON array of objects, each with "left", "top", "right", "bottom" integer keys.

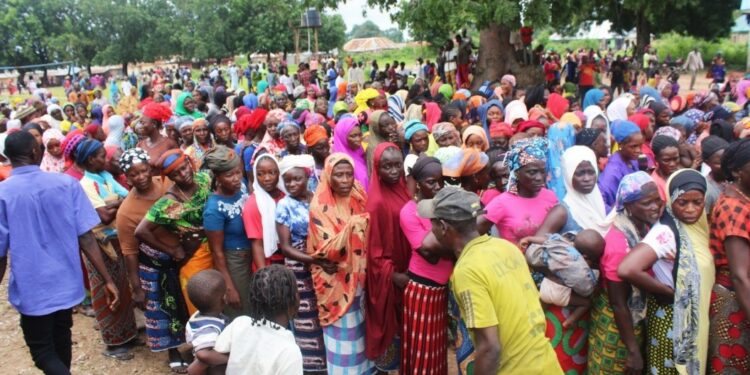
[
  {"left": 319, "top": 13, "right": 347, "bottom": 52},
  {"left": 558, "top": 0, "right": 740, "bottom": 58}
]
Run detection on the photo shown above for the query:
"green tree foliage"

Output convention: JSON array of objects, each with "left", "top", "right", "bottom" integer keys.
[
  {"left": 348, "top": 20, "right": 383, "bottom": 39},
  {"left": 230, "top": 0, "right": 301, "bottom": 55},
  {"left": 319, "top": 13, "right": 347, "bottom": 51}
]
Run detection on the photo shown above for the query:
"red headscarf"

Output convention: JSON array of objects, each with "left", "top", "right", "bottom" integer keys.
[
  {"left": 489, "top": 122, "right": 514, "bottom": 138},
  {"left": 516, "top": 120, "right": 546, "bottom": 135},
  {"left": 546, "top": 93, "right": 569, "bottom": 120},
  {"left": 629, "top": 114, "right": 651, "bottom": 132},
  {"left": 85, "top": 124, "right": 100, "bottom": 138},
  {"left": 142, "top": 102, "right": 173, "bottom": 123},
  {"left": 364, "top": 142, "right": 412, "bottom": 360},
  {"left": 423, "top": 102, "right": 441, "bottom": 130},
  {"left": 235, "top": 106, "right": 252, "bottom": 121},
  {"left": 234, "top": 108, "right": 268, "bottom": 137}
]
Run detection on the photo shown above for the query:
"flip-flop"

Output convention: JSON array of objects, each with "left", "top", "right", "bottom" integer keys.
[
  {"left": 169, "top": 361, "right": 188, "bottom": 374},
  {"left": 102, "top": 346, "right": 134, "bottom": 361}
]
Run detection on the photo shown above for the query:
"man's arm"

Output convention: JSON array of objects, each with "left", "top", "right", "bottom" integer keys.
[{"left": 472, "top": 326, "right": 501, "bottom": 374}]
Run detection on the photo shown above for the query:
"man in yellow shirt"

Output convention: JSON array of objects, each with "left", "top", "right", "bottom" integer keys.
[{"left": 418, "top": 186, "right": 562, "bottom": 374}]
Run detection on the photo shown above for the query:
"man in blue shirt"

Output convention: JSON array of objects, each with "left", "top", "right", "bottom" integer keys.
[{"left": 0, "top": 131, "right": 120, "bottom": 375}]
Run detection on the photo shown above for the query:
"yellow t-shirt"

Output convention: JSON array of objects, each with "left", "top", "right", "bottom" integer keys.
[{"left": 451, "top": 235, "right": 562, "bottom": 375}]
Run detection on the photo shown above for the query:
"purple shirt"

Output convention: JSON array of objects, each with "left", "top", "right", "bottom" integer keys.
[
  {"left": 598, "top": 152, "right": 639, "bottom": 209},
  {"left": 0, "top": 165, "right": 100, "bottom": 316}
]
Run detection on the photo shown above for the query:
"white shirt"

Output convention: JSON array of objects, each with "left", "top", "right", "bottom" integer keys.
[
  {"left": 214, "top": 316, "right": 303, "bottom": 375},
  {"left": 444, "top": 48, "right": 458, "bottom": 72}
]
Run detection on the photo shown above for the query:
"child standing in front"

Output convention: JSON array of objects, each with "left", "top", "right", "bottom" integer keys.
[{"left": 185, "top": 269, "right": 228, "bottom": 375}]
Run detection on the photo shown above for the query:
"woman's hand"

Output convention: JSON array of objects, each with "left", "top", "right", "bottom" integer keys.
[
  {"left": 392, "top": 272, "right": 409, "bottom": 289},
  {"left": 131, "top": 287, "right": 146, "bottom": 311},
  {"left": 104, "top": 281, "right": 120, "bottom": 311},
  {"left": 224, "top": 287, "right": 241, "bottom": 310},
  {"left": 624, "top": 349, "right": 643, "bottom": 375}
]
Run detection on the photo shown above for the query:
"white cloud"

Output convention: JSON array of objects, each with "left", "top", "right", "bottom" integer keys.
[{"left": 330, "top": 0, "right": 398, "bottom": 32}]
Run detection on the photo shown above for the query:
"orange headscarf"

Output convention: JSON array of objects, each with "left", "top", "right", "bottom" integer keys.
[{"left": 307, "top": 153, "right": 369, "bottom": 326}]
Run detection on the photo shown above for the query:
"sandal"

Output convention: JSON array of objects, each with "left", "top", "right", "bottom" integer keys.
[
  {"left": 79, "top": 305, "right": 96, "bottom": 318},
  {"left": 102, "top": 346, "right": 134, "bottom": 361},
  {"left": 169, "top": 361, "right": 188, "bottom": 374}
]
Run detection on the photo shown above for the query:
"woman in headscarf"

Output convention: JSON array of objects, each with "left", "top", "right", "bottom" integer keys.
[
  {"left": 701, "top": 135, "right": 730, "bottom": 215},
  {"left": 136, "top": 103, "right": 179, "bottom": 172},
  {"left": 201, "top": 146, "right": 251, "bottom": 319},
  {"left": 707, "top": 139, "right": 750, "bottom": 374},
  {"left": 588, "top": 171, "right": 661, "bottom": 374},
  {"left": 650, "top": 135, "right": 682, "bottom": 201},
  {"left": 432, "top": 122, "right": 461, "bottom": 148},
  {"left": 258, "top": 108, "right": 287, "bottom": 157},
  {"left": 242, "top": 153, "right": 285, "bottom": 270},
  {"left": 598, "top": 120, "right": 644, "bottom": 208},
  {"left": 332, "top": 116, "right": 368, "bottom": 189},
  {"left": 438, "top": 145, "right": 489, "bottom": 191},
  {"left": 619, "top": 169, "right": 713, "bottom": 375},
  {"left": 387, "top": 94, "right": 405, "bottom": 124},
  {"left": 399, "top": 155, "right": 452, "bottom": 374},
  {"left": 234, "top": 108, "right": 267, "bottom": 187},
  {"left": 40, "top": 128, "right": 65, "bottom": 173},
  {"left": 423, "top": 102, "right": 442, "bottom": 130},
  {"left": 174, "top": 116, "right": 194, "bottom": 150},
  {"left": 403, "top": 120, "right": 429, "bottom": 185},
  {"left": 547, "top": 93, "right": 569, "bottom": 121},
  {"left": 504, "top": 100, "right": 529, "bottom": 127},
  {"left": 478, "top": 137, "right": 558, "bottom": 245},
  {"left": 275, "top": 154, "right": 328, "bottom": 374},
  {"left": 183, "top": 118, "right": 213, "bottom": 169},
  {"left": 104, "top": 115, "right": 126, "bottom": 150},
  {"left": 364, "top": 143, "right": 412, "bottom": 371},
  {"left": 304, "top": 124, "right": 330, "bottom": 193},
  {"left": 77, "top": 139, "right": 138, "bottom": 361},
  {"left": 278, "top": 121, "right": 306, "bottom": 158},
  {"left": 461, "top": 125, "right": 490, "bottom": 151},
  {"left": 489, "top": 122, "right": 513, "bottom": 152},
  {"left": 242, "top": 93, "right": 258, "bottom": 110},
  {"left": 174, "top": 92, "right": 204, "bottom": 119},
  {"left": 630, "top": 113, "right": 656, "bottom": 168},
  {"left": 477, "top": 99, "right": 504, "bottom": 138},
  {"left": 117, "top": 86, "right": 139, "bottom": 115},
  {"left": 136, "top": 149, "right": 214, "bottom": 315},
  {"left": 499, "top": 74, "right": 516, "bottom": 105},
  {"left": 516, "top": 120, "right": 546, "bottom": 137},
  {"left": 115, "top": 148, "right": 189, "bottom": 371},
  {"left": 583, "top": 88, "right": 606, "bottom": 110},
  {"left": 366, "top": 110, "right": 398, "bottom": 173},
  {"left": 607, "top": 96, "right": 636, "bottom": 122},
  {"left": 546, "top": 121, "right": 577, "bottom": 200},
  {"left": 308, "top": 153, "right": 374, "bottom": 374}
]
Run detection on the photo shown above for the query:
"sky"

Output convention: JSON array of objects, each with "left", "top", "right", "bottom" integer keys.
[{"left": 332, "top": 0, "right": 399, "bottom": 32}]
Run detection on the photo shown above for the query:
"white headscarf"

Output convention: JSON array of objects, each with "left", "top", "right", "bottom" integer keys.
[
  {"left": 252, "top": 154, "right": 285, "bottom": 257},
  {"left": 504, "top": 100, "right": 529, "bottom": 125},
  {"left": 606, "top": 96, "right": 633, "bottom": 122},
  {"left": 562, "top": 146, "right": 609, "bottom": 235},
  {"left": 584, "top": 105, "right": 611, "bottom": 153},
  {"left": 278, "top": 154, "right": 315, "bottom": 194},
  {"left": 105, "top": 115, "right": 125, "bottom": 148}
]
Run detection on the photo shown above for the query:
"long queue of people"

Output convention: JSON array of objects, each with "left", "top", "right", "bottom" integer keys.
[{"left": 1, "top": 66, "right": 750, "bottom": 375}]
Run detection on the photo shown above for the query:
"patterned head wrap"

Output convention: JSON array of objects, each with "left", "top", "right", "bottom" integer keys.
[
  {"left": 504, "top": 137, "right": 548, "bottom": 194},
  {"left": 614, "top": 171, "right": 654, "bottom": 212},
  {"left": 653, "top": 125, "right": 682, "bottom": 142},
  {"left": 119, "top": 147, "right": 150, "bottom": 173},
  {"left": 158, "top": 149, "right": 190, "bottom": 177}
]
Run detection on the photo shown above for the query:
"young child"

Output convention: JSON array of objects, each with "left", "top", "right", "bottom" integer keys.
[
  {"left": 522, "top": 229, "right": 605, "bottom": 328},
  {"left": 185, "top": 269, "right": 228, "bottom": 375},
  {"left": 208, "top": 264, "right": 303, "bottom": 375}
]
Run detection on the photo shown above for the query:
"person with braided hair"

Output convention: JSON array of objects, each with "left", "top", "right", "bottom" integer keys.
[{"left": 203, "top": 265, "right": 304, "bottom": 375}]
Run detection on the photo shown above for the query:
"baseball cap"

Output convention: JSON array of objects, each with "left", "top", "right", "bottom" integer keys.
[{"left": 417, "top": 186, "right": 483, "bottom": 221}]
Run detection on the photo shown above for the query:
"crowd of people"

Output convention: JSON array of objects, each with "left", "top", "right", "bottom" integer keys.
[{"left": 1, "top": 46, "right": 750, "bottom": 375}]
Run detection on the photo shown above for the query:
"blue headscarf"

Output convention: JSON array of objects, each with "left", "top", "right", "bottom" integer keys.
[
  {"left": 670, "top": 115, "right": 697, "bottom": 134},
  {"left": 546, "top": 122, "right": 577, "bottom": 200},
  {"left": 639, "top": 86, "right": 661, "bottom": 107},
  {"left": 404, "top": 120, "right": 428, "bottom": 142},
  {"left": 75, "top": 139, "right": 104, "bottom": 166},
  {"left": 582, "top": 88, "right": 604, "bottom": 109},
  {"left": 504, "top": 137, "right": 548, "bottom": 194},
  {"left": 611, "top": 120, "right": 641, "bottom": 143},
  {"left": 614, "top": 171, "right": 654, "bottom": 212},
  {"left": 243, "top": 93, "right": 258, "bottom": 109},
  {"left": 477, "top": 99, "right": 503, "bottom": 139}
]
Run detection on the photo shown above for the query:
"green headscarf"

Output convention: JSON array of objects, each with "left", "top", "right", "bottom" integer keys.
[
  {"left": 438, "top": 84, "right": 454, "bottom": 100},
  {"left": 175, "top": 92, "right": 204, "bottom": 119},
  {"left": 257, "top": 80, "right": 269, "bottom": 95}
]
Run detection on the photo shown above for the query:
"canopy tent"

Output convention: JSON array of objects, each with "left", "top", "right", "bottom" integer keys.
[{"left": 342, "top": 37, "right": 398, "bottom": 53}]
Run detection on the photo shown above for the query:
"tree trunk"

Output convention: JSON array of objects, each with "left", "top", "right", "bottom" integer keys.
[
  {"left": 472, "top": 23, "right": 543, "bottom": 89},
  {"left": 87, "top": 65, "right": 92, "bottom": 77},
  {"left": 122, "top": 62, "right": 129, "bottom": 77},
  {"left": 42, "top": 67, "right": 48, "bottom": 87},
  {"left": 635, "top": 11, "right": 651, "bottom": 60}
]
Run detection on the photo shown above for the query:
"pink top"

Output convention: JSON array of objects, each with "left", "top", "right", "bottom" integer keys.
[
  {"left": 484, "top": 188, "right": 558, "bottom": 246},
  {"left": 480, "top": 188, "right": 502, "bottom": 207},
  {"left": 399, "top": 201, "right": 454, "bottom": 285},
  {"left": 600, "top": 227, "right": 629, "bottom": 283}
]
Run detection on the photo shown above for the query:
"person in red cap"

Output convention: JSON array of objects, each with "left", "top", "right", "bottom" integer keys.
[
  {"left": 234, "top": 108, "right": 268, "bottom": 186},
  {"left": 136, "top": 103, "right": 178, "bottom": 172}
]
